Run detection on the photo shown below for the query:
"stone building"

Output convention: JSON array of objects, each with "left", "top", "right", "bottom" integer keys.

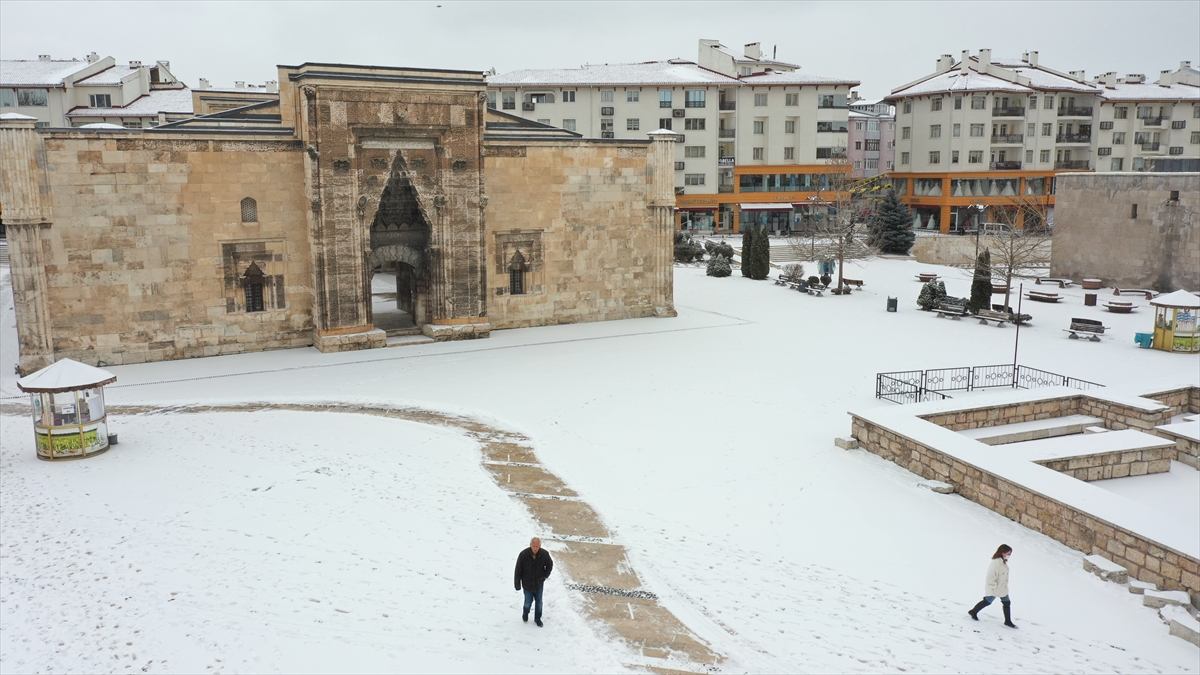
[
  {"left": 0, "top": 62, "right": 676, "bottom": 375},
  {"left": 1050, "top": 172, "right": 1200, "bottom": 292}
]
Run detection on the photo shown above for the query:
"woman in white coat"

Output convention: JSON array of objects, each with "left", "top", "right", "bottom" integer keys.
[{"left": 968, "top": 544, "right": 1017, "bottom": 628}]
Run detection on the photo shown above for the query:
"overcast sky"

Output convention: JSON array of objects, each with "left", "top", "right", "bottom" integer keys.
[{"left": 2, "top": 1, "right": 1198, "bottom": 99}]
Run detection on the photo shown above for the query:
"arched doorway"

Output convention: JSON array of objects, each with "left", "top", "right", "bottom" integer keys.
[{"left": 367, "top": 155, "right": 432, "bottom": 334}]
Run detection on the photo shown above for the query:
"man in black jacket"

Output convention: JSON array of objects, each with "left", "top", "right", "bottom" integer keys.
[{"left": 514, "top": 537, "right": 554, "bottom": 627}]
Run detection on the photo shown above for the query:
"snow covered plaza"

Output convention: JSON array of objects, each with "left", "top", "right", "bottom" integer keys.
[{"left": 2, "top": 255, "right": 1199, "bottom": 673}]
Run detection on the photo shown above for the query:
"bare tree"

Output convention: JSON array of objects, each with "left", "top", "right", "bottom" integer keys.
[
  {"left": 783, "top": 153, "right": 875, "bottom": 292},
  {"left": 984, "top": 194, "right": 1054, "bottom": 310}
]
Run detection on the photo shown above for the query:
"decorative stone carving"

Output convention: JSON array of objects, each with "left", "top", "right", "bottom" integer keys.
[
  {"left": 332, "top": 159, "right": 350, "bottom": 171},
  {"left": 301, "top": 85, "right": 318, "bottom": 100},
  {"left": 453, "top": 159, "right": 469, "bottom": 171}
]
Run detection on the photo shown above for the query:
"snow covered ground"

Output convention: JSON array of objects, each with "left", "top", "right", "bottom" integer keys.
[{"left": 2, "top": 258, "right": 1198, "bottom": 673}]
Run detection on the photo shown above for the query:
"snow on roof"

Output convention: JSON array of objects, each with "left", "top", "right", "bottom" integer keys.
[
  {"left": 17, "top": 358, "right": 116, "bottom": 393},
  {"left": 79, "top": 123, "right": 128, "bottom": 129},
  {"left": 1001, "top": 65, "right": 1099, "bottom": 93},
  {"left": 0, "top": 59, "right": 90, "bottom": 87},
  {"left": 0, "top": 112, "right": 38, "bottom": 120},
  {"left": 739, "top": 70, "right": 859, "bottom": 87},
  {"left": 1150, "top": 289, "right": 1200, "bottom": 308},
  {"left": 68, "top": 88, "right": 194, "bottom": 117},
  {"left": 490, "top": 61, "right": 738, "bottom": 87},
  {"left": 707, "top": 43, "right": 800, "bottom": 69},
  {"left": 891, "top": 69, "right": 1031, "bottom": 97},
  {"left": 1099, "top": 82, "right": 1200, "bottom": 102},
  {"left": 74, "top": 64, "right": 139, "bottom": 86}
]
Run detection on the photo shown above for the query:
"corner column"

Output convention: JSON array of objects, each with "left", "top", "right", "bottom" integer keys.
[{"left": 648, "top": 130, "right": 679, "bottom": 318}]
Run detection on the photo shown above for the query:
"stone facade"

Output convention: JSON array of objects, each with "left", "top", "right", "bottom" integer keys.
[
  {"left": 1051, "top": 172, "right": 1200, "bottom": 292},
  {"left": 1, "top": 62, "right": 676, "bottom": 373}
]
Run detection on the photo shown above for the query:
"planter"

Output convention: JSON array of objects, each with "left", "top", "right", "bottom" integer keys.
[{"left": 1082, "top": 278, "right": 1103, "bottom": 290}]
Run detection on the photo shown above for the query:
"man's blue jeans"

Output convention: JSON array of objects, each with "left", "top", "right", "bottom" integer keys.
[
  {"left": 982, "top": 595, "right": 1010, "bottom": 605},
  {"left": 523, "top": 588, "right": 544, "bottom": 620}
]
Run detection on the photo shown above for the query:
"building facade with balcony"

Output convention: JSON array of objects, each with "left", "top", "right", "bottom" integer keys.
[
  {"left": 1091, "top": 63, "right": 1199, "bottom": 173},
  {"left": 489, "top": 40, "right": 858, "bottom": 233},
  {"left": 848, "top": 98, "right": 895, "bottom": 177}
]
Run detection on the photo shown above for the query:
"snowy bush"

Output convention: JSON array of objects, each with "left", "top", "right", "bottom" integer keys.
[
  {"left": 916, "top": 280, "right": 947, "bottom": 310},
  {"left": 674, "top": 232, "right": 705, "bottom": 263},
  {"left": 780, "top": 263, "right": 805, "bottom": 282},
  {"left": 710, "top": 240, "right": 734, "bottom": 260},
  {"left": 706, "top": 254, "right": 732, "bottom": 277}
]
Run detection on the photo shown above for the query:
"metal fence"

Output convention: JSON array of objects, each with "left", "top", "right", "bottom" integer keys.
[{"left": 876, "top": 364, "right": 1102, "bottom": 404}]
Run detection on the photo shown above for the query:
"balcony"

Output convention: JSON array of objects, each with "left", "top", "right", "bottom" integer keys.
[
  {"left": 1058, "top": 106, "right": 1093, "bottom": 117},
  {"left": 1056, "top": 133, "right": 1091, "bottom": 143},
  {"left": 717, "top": 157, "right": 735, "bottom": 168},
  {"left": 601, "top": 131, "right": 614, "bottom": 139},
  {"left": 990, "top": 161, "right": 1022, "bottom": 170},
  {"left": 1140, "top": 116, "right": 1164, "bottom": 126},
  {"left": 992, "top": 107, "right": 1025, "bottom": 117},
  {"left": 1140, "top": 142, "right": 1161, "bottom": 151},
  {"left": 659, "top": 100, "right": 673, "bottom": 109},
  {"left": 719, "top": 129, "right": 736, "bottom": 138},
  {"left": 718, "top": 185, "right": 735, "bottom": 193},
  {"left": 685, "top": 100, "right": 706, "bottom": 108},
  {"left": 990, "top": 133, "right": 1024, "bottom": 144},
  {"left": 719, "top": 100, "right": 736, "bottom": 111},
  {"left": 1055, "top": 160, "right": 1090, "bottom": 170}
]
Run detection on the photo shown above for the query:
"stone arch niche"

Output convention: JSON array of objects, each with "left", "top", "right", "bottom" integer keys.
[{"left": 365, "top": 150, "right": 435, "bottom": 329}]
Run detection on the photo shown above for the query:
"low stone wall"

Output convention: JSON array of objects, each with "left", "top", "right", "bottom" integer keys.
[
  {"left": 1036, "top": 447, "right": 1173, "bottom": 481},
  {"left": 919, "top": 396, "right": 1081, "bottom": 431},
  {"left": 1144, "top": 386, "right": 1200, "bottom": 416},
  {"left": 849, "top": 414, "right": 1200, "bottom": 596},
  {"left": 1079, "top": 397, "right": 1172, "bottom": 431}
]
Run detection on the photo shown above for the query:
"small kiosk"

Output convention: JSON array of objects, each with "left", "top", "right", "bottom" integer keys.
[
  {"left": 1149, "top": 290, "right": 1200, "bottom": 354},
  {"left": 16, "top": 359, "right": 117, "bottom": 461}
]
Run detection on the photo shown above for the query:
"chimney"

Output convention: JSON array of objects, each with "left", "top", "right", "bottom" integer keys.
[
  {"left": 86, "top": 51, "right": 100, "bottom": 64},
  {"left": 38, "top": 54, "right": 51, "bottom": 61},
  {"left": 266, "top": 80, "right": 278, "bottom": 94},
  {"left": 198, "top": 78, "right": 210, "bottom": 90},
  {"left": 743, "top": 42, "right": 761, "bottom": 60},
  {"left": 1069, "top": 70, "right": 1085, "bottom": 82},
  {"left": 1160, "top": 69, "right": 1173, "bottom": 86},
  {"left": 1183, "top": 60, "right": 1193, "bottom": 70},
  {"left": 961, "top": 50, "right": 972, "bottom": 71},
  {"left": 1125, "top": 74, "right": 1145, "bottom": 84},
  {"left": 936, "top": 54, "right": 954, "bottom": 73},
  {"left": 235, "top": 81, "right": 245, "bottom": 89},
  {"left": 1027, "top": 51, "right": 1038, "bottom": 68},
  {"left": 129, "top": 60, "right": 142, "bottom": 69},
  {"left": 978, "top": 49, "right": 991, "bottom": 68}
]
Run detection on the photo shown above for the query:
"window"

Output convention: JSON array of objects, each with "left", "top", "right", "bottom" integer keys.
[
  {"left": 1171, "top": 190, "right": 1180, "bottom": 200},
  {"left": 502, "top": 91, "right": 516, "bottom": 110},
  {"left": 122, "top": 120, "right": 141, "bottom": 128},
  {"left": 866, "top": 158, "right": 878, "bottom": 169},
  {"left": 867, "top": 120, "right": 878, "bottom": 132},
  {"left": 1027, "top": 123, "right": 1036, "bottom": 136},
  {"left": 562, "top": 119, "right": 576, "bottom": 132},
  {"left": 971, "top": 96, "right": 986, "bottom": 109},
  {"left": 929, "top": 151, "right": 941, "bottom": 164},
  {"left": 600, "top": 106, "right": 614, "bottom": 116},
  {"left": 1098, "top": 147, "right": 1112, "bottom": 156},
  {"left": 854, "top": 160, "right": 862, "bottom": 170},
  {"left": 1170, "top": 146, "right": 1184, "bottom": 155},
  {"left": 537, "top": 118, "right": 551, "bottom": 125},
  {"left": 954, "top": 95, "right": 962, "bottom": 110},
  {"left": 1042, "top": 123, "right": 1052, "bottom": 136},
  {"left": 902, "top": 100, "right": 912, "bottom": 114},
  {"left": 1040, "top": 149, "right": 1051, "bottom": 163},
  {"left": 1171, "top": 120, "right": 1186, "bottom": 129},
  {"left": 930, "top": 124, "right": 941, "bottom": 138},
  {"left": 626, "top": 118, "right": 640, "bottom": 131},
  {"left": 970, "top": 124, "right": 984, "bottom": 137},
  {"left": 486, "top": 91, "right": 496, "bottom": 109},
  {"left": 684, "top": 173, "right": 705, "bottom": 185},
  {"left": 1131, "top": 204, "right": 1138, "bottom": 219},
  {"left": 1111, "top": 157, "right": 1124, "bottom": 171},
  {"left": 528, "top": 93, "right": 553, "bottom": 104},
  {"left": 931, "top": 97, "right": 942, "bottom": 111},
  {"left": 1133, "top": 157, "right": 1146, "bottom": 171},
  {"left": 753, "top": 147, "right": 764, "bottom": 160},
  {"left": 240, "top": 197, "right": 258, "bottom": 222},
  {"left": 785, "top": 93, "right": 799, "bottom": 106},
  {"left": 16, "top": 88, "right": 48, "bottom": 106},
  {"left": 754, "top": 93, "right": 767, "bottom": 106},
  {"left": 509, "top": 268, "right": 524, "bottom": 296},
  {"left": 626, "top": 90, "right": 638, "bottom": 102},
  {"left": 901, "top": 126, "right": 911, "bottom": 139},
  {"left": 1113, "top": 132, "right": 1125, "bottom": 144},
  {"left": 684, "top": 118, "right": 705, "bottom": 130},
  {"left": 1134, "top": 131, "right": 1150, "bottom": 144},
  {"left": 1025, "top": 150, "right": 1034, "bottom": 163},
  {"left": 855, "top": 141, "right": 862, "bottom": 149},
  {"left": 0, "top": 88, "right": 14, "bottom": 107},
  {"left": 1191, "top": 131, "right": 1200, "bottom": 144},
  {"left": 243, "top": 262, "right": 265, "bottom": 312},
  {"left": 658, "top": 118, "right": 672, "bottom": 130},
  {"left": 601, "top": 90, "right": 614, "bottom": 103},
  {"left": 951, "top": 150, "right": 959, "bottom": 163},
  {"left": 816, "top": 147, "right": 835, "bottom": 159},
  {"left": 684, "top": 146, "right": 705, "bottom": 157},
  {"left": 1099, "top": 121, "right": 1113, "bottom": 130},
  {"left": 562, "top": 90, "right": 576, "bottom": 102},
  {"left": 600, "top": 119, "right": 613, "bottom": 132},
  {"left": 1195, "top": 105, "right": 1200, "bottom": 118},
  {"left": 900, "top": 151, "right": 910, "bottom": 164},
  {"left": 784, "top": 119, "right": 796, "bottom": 133},
  {"left": 89, "top": 93, "right": 111, "bottom": 108},
  {"left": 1044, "top": 96, "right": 1054, "bottom": 109},
  {"left": 659, "top": 90, "right": 671, "bottom": 108},
  {"left": 968, "top": 150, "right": 983, "bottom": 163},
  {"left": 865, "top": 139, "right": 880, "bottom": 151},
  {"left": 1137, "top": 105, "right": 1153, "bottom": 119},
  {"left": 685, "top": 90, "right": 706, "bottom": 108},
  {"left": 753, "top": 120, "right": 765, "bottom": 134},
  {"left": 1114, "top": 106, "right": 1128, "bottom": 119},
  {"left": 784, "top": 147, "right": 794, "bottom": 160},
  {"left": 739, "top": 66, "right": 751, "bottom": 76},
  {"left": 953, "top": 123, "right": 961, "bottom": 137},
  {"left": 1029, "top": 95, "right": 1037, "bottom": 108}
]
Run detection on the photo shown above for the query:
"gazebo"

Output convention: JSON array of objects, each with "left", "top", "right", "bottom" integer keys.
[
  {"left": 16, "top": 359, "right": 117, "bottom": 461},
  {"left": 1149, "top": 290, "right": 1200, "bottom": 353}
]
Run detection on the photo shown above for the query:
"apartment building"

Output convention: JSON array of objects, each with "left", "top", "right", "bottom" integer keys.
[
  {"left": 489, "top": 40, "right": 859, "bottom": 233},
  {"left": 0, "top": 52, "right": 191, "bottom": 128},
  {"left": 1092, "top": 63, "right": 1200, "bottom": 172},
  {"left": 886, "top": 50, "right": 1198, "bottom": 232},
  {"left": 848, "top": 98, "right": 895, "bottom": 177}
]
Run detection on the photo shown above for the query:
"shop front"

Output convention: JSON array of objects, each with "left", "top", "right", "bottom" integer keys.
[{"left": 739, "top": 203, "right": 795, "bottom": 235}]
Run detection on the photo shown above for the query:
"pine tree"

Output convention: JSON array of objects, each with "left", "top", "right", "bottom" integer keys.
[
  {"left": 740, "top": 226, "right": 754, "bottom": 277},
  {"left": 873, "top": 189, "right": 916, "bottom": 255},
  {"left": 706, "top": 254, "right": 732, "bottom": 277},
  {"left": 917, "top": 280, "right": 946, "bottom": 310},
  {"left": 750, "top": 225, "right": 771, "bottom": 280},
  {"left": 969, "top": 248, "right": 993, "bottom": 314}
]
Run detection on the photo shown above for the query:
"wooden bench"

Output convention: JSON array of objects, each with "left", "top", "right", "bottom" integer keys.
[
  {"left": 935, "top": 302, "right": 970, "bottom": 319},
  {"left": 1114, "top": 288, "right": 1158, "bottom": 300},
  {"left": 917, "top": 273, "right": 941, "bottom": 282},
  {"left": 1103, "top": 301, "right": 1136, "bottom": 314},
  {"left": 991, "top": 284, "right": 1011, "bottom": 294},
  {"left": 1064, "top": 317, "right": 1107, "bottom": 342},
  {"left": 1026, "top": 290, "right": 1062, "bottom": 303},
  {"left": 975, "top": 309, "right": 1010, "bottom": 327},
  {"left": 841, "top": 278, "right": 864, "bottom": 289},
  {"left": 1036, "top": 277, "right": 1074, "bottom": 288}
]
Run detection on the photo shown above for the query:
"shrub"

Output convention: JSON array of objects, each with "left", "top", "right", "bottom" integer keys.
[
  {"left": 781, "top": 263, "right": 805, "bottom": 283},
  {"left": 871, "top": 189, "right": 916, "bottom": 254},
  {"left": 917, "top": 280, "right": 947, "bottom": 310},
  {"left": 741, "top": 227, "right": 754, "bottom": 277},
  {"left": 706, "top": 254, "right": 732, "bottom": 277},
  {"left": 674, "top": 231, "right": 705, "bottom": 263},
  {"left": 808, "top": 275, "right": 821, "bottom": 287},
  {"left": 711, "top": 240, "right": 734, "bottom": 260},
  {"left": 969, "top": 248, "right": 993, "bottom": 314},
  {"left": 748, "top": 227, "right": 771, "bottom": 280}
]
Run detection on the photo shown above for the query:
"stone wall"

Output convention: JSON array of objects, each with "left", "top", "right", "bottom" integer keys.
[
  {"left": 912, "top": 234, "right": 1051, "bottom": 267},
  {"left": 26, "top": 132, "right": 313, "bottom": 368},
  {"left": 1051, "top": 173, "right": 1200, "bottom": 292},
  {"left": 1144, "top": 385, "right": 1200, "bottom": 415},
  {"left": 484, "top": 139, "right": 674, "bottom": 329},
  {"left": 919, "top": 396, "right": 1081, "bottom": 430},
  {"left": 1036, "top": 446, "right": 1173, "bottom": 481}
]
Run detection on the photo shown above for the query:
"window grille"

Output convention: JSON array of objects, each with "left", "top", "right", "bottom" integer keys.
[{"left": 240, "top": 197, "right": 258, "bottom": 222}]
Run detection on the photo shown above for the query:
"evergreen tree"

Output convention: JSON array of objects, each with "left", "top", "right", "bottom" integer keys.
[
  {"left": 749, "top": 225, "right": 771, "bottom": 280},
  {"left": 706, "top": 254, "right": 732, "bottom": 277},
  {"left": 740, "top": 226, "right": 754, "bottom": 277},
  {"left": 917, "top": 280, "right": 947, "bottom": 310},
  {"left": 969, "top": 248, "right": 993, "bottom": 314},
  {"left": 873, "top": 189, "right": 916, "bottom": 255}
]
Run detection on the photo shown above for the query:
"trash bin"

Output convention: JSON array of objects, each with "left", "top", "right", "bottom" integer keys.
[
  {"left": 1084, "top": 293, "right": 1097, "bottom": 306},
  {"left": 887, "top": 297, "right": 898, "bottom": 312},
  {"left": 1133, "top": 332, "right": 1152, "bottom": 349}
]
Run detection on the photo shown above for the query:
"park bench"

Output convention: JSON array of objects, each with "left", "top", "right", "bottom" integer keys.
[
  {"left": 935, "top": 302, "right": 970, "bottom": 319},
  {"left": 1103, "top": 301, "right": 1136, "bottom": 314},
  {"left": 975, "top": 309, "right": 1010, "bottom": 327},
  {"left": 1036, "top": 277, "right": 1074, "bottom": 288},
  {"left": 841, "top": 278, "right": 864, "bottom": 289},
  {"left": 1064, "top": 317, "right": 1107, "bottom": 342},
  {"left": 1026, "top": 290, "right": 1062, "bottom": 303},
  {"left": 991, "top": 284, "right": 1011, "bottom": 295},
  {"left": 917, "top": 273, "right": 941, "bottom": 282},
  {"left": 1113, "top": 288, "right": 1158, "bottom": 300},
  {"left": 991, "top": 304, "right": 1032, "bottom": 326}
]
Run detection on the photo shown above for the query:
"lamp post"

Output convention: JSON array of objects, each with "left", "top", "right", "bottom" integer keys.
[{"left": 968, "top": 203, "right": 986, "bottom": 258}]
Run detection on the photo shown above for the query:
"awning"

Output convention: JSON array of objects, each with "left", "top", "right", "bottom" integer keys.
[{"left": 739, "top": 203, "right": 795, "bottom": 211}]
